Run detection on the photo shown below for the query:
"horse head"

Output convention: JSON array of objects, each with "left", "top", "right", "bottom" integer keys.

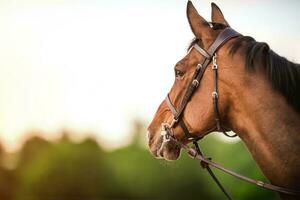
[{"left": 147, "top": 1, "right": 244, "bottom": 160}]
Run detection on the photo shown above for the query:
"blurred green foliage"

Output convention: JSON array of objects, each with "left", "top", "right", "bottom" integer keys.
[{"left": 0, "top": 123, "right": 280, "bottom": 200}]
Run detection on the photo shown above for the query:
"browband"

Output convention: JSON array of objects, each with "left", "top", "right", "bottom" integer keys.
[{"left": 193, "top": 27, "right": 241, "bottom": 58}]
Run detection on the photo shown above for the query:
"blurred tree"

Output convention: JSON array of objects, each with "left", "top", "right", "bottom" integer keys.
[
  {"left": 0, "top": 167, "right": 15, "bottom": 200},
  {"left": 0, "top": 142, "right": 4, "bottom": 162},
  {"left": 17, "top": 133, "right": 52, "bottom": 169},
  {"left": 10, "top": 124, "right": 280, "bottom": 200},
  {"left": 106, "top": 120, "right": 212, "bottom": 200},
  {"left": 107, "top": 145, "right": 213, "bottom": 200},
  {"left": 16, "top": 135, "right": 112, "bottom": 200},
  {"left": 0, "top": 142, "right": 16, "bottom": 200},
  {"left": 109, "top": 121, "right": 280, "bottom": 200},
  {"left": 130, "top": 119, "right": 145, "bottom": 146}
]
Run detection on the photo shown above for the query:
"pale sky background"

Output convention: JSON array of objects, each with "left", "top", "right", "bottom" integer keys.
[{"left": 0, "top": 0, "right": 299, "bottom": 151}]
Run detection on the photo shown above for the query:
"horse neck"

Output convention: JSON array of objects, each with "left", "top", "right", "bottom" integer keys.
[{"left": 227, "top": 71, "right": 300, "bottom": 192}]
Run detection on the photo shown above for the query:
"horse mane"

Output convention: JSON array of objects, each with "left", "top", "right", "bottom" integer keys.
[
  {"left": 187, "top": 23, "right": 300, "bottom": 113},
  {"left": 230, "top": 36, "right": 300, "bottom": 113}
]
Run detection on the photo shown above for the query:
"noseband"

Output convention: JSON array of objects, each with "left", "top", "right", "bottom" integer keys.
[
  {"left": 162, "top": 27, "right": 239, "bottom": 143},
  {"left": 160, "top": 27, "right": 300, "bottom": 198}
]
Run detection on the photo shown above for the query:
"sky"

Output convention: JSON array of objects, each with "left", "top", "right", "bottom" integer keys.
[{"left": 0, "top": 0, "right": 299, "bottom": 151}]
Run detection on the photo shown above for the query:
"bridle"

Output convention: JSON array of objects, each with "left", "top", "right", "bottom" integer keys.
[
  {"left": 159, "top": 27, "right": 300, "bottom": 199},
  {"left": 163, "top": 27, "right": 238, "bottom": 141}
]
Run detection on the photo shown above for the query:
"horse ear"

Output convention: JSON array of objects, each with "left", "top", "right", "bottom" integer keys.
[
  {"left": 211, "top": 2, "right": 229, "bottom": 26},
  {"left": 186, "top": 1, "right": 212, "bottom": 40}
]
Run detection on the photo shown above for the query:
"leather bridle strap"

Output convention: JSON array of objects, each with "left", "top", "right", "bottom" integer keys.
[
  {"left": 168, "top": 135, "right": 300, "bottom": 196},
  {"left": 212, "top": 54, "right": 237, "bottom": 138},
  {"left": 173, "top": 28, "right": 241, "bottom": 123},
  {"left": 165, "top": 28, "right": 240, "bottom": 139},
  {"left": 166, "top": 94, "right": 233, "bottom": 200},
  {"left": 193, "top": 141, "right": 233, "bottom": 200},
  {"left": 193, "top": 44, "right": 210, "bottom": 59},
  {"left": 163, "top": 29, "right": 241, "bottom": 200},
  {"left": 166, "top": 94, "right": 195, "bottom": 139}
]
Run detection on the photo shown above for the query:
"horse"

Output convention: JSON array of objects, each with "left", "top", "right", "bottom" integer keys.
[{"left": 147, "top": 1, "right": 300, "bottom": 200}]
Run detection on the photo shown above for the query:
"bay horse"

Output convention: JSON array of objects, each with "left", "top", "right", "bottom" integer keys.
[{"left": 147, "top": 1, "right": 300, "bottom": 200}]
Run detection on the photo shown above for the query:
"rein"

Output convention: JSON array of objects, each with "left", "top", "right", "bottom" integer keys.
[
  {"left": 167, "top": 134, "right": 300, "bottom": 197},
  {"left": 161, "top": 27, "right": 300, "bottom": 198}
]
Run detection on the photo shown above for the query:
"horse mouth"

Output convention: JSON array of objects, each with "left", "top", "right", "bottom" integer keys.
[
  {"left": 148, "top": 131, "right": 181, "bottom": 161},
  {"left": 158, "top": 141, "right": 181, "bottom": 160}
]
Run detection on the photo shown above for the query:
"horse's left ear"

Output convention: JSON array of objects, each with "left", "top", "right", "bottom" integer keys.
[
  {"left": 186, "top": 1, "right": 213, "bottom": 42},
  {"left": 211, "top": 2, "right": 229, "bottom": 26}
]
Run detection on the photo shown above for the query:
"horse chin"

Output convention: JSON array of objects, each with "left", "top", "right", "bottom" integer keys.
[
  {"left": 162, "top": 147, "right": 181, "bottom": 161},
  {"left": 158, "top": 140, "right": 181, "bottom": 161},
  {"left": 148, "top": 130, "right": 181, "bottom": 161}
]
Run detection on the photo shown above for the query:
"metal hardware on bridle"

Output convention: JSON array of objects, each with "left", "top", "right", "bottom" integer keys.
[
  {"left": 212, "top": 53, "right": 237, "bottom": 137},
  {"left": 192, "top": 79, "right": 199, "bottom": 88},
  {"left": 160, "top": 27, "right": 300, "bottom": 198},
  {"left": 160, "top": 123, "right": 171, "bottom": 143},
  {"left": 212, "top": 53, "right": 222, "bottom": 131},
  {"left": 196, "top": 63, "right": 202, "bottom": 70},
  {"left": 212, "top": 53, "right": 218, "bottom": 69}
]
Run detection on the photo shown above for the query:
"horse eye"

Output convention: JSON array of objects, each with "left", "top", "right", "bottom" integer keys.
[{"left": 175, "top": 69, "right": 184, "bottom": 77}]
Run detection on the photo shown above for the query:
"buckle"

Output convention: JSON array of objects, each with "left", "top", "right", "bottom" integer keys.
[
  {"left": 256, "top": 181, "right": 265, "bottom": 187},
  {"left": 196, "top": 63, "right": 202, "bottom": 70},
  {"left": 187, "top": 148, "right": 198, "bottom": 158},
  {"left": 212, "top": 64, "right": 218, "bottom": 70},
  {"left": 192, "top": 79, "right": 199, "bottom": 88},
  {"left": 212, "top": 91, "right": 218, "bottom": 99},
  {"left": 170, "top": 118, "right": 178, "bottom": 128},
  {"left": 161, "top": 123, "right": 171, "bottom": 142},
  {"left": 212, "top": 53, "right": 218, "bottom": 70}
]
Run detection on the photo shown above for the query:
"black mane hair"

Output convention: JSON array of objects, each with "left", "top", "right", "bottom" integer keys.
[
  {"left": 230, "top": 36, "right": 300, "bottom": 113},
  {"left": 188, "top": 23, "right": 300, "bottom": 113}
]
